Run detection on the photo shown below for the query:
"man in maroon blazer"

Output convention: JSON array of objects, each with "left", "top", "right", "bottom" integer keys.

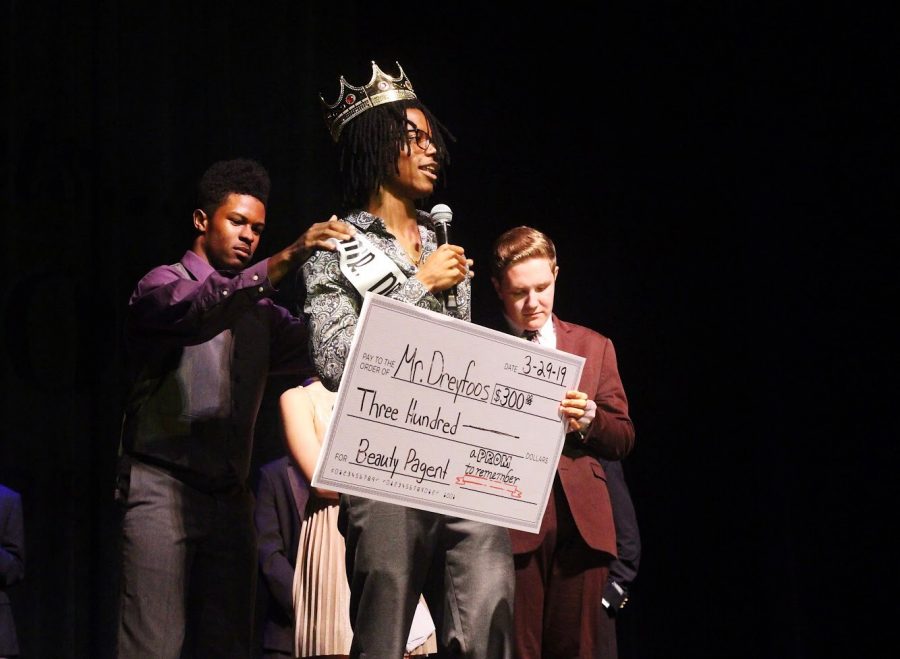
[{"left": 486, "top": 226, "right": 635, "bottom": 659}]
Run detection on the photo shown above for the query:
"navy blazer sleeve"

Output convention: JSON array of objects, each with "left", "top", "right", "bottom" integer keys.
[
  {"left": 254, "top": 463, "right": 297, "bottom": 617},
  {"left": 600, "top": 460, "right": 640, "bottom": 613},
  {"left": 0, "top": 486, "right": 25, "bottom": 588}
]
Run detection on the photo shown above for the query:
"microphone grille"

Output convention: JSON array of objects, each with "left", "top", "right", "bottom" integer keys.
[{"left": 430, "top": 203, "right": 453, "bottom": 224}]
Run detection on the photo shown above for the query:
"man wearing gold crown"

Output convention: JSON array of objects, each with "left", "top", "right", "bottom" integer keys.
[{"left": 301, "top": 61, "right": 515, "bottom": 658}]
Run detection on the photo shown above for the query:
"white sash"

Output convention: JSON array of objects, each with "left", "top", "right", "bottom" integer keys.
[{"left": 333, "top": 232, "right": 407, "bottom": 298}]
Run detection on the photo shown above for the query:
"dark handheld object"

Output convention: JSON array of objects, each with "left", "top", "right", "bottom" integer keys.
[{"left": 430, "top": 204, "right": 458, "bottom": 310}]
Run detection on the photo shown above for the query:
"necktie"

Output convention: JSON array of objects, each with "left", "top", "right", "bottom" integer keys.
[{"left": 523, "top": 330, "right": 540, "bottom": 343}]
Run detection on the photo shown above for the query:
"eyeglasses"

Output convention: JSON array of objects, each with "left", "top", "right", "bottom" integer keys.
[{"left": 406, "top": 127, "right": 433, "bottom": 150}]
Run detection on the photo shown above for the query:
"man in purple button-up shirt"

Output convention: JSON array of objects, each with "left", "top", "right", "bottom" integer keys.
[{"left": 116, "top": 159, "right": 353, "bottom": 659}]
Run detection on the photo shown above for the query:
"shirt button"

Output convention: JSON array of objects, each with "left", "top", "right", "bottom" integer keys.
[
  {"left": 222, "top": 289, "right": 228, "bottom": 296},
  {"left": 252, "top": 274, "right": 259, "bottom": 281},
  {"left": 258, "top": 286, "right": 264, "bottom": 293}
]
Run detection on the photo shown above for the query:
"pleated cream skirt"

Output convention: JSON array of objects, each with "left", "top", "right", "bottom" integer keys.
[{"left": 293, "top": 497, "right": 437, "bottom": 657}]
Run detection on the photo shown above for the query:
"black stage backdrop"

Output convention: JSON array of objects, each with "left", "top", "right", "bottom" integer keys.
[{"left": 1, "top": 3, "right": 895, "bottom": 658}]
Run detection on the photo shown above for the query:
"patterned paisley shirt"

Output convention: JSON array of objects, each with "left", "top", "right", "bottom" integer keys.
[{"left": 301, "top": 209, "right": 471, "bottom": 391}]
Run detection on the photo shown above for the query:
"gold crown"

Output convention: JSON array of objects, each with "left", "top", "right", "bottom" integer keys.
[{"left": 321, "top": 61, "right": 417, "bottom": 142}]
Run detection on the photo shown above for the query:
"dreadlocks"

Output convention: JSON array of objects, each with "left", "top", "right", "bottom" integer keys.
[{"left": 335, "top": 99, "right": 454, "bottom": 211}]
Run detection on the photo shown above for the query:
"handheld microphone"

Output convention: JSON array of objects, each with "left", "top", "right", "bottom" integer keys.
[{"left": 429, "top": 203, "right": 458, "bottom": 310}]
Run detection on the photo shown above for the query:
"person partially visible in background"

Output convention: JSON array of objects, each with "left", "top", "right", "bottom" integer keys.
[
  {"left": 254, "top": 454, "right": 308, "bottom": 659},
  {"left": 599, "top": 458, "right": 641, "bottom": 620},
  {"left": 0, "top": 483, "right": 25, "bottom": 659},
  {"left": 279, "top": 376, "right": 436, "bottom": 658}
]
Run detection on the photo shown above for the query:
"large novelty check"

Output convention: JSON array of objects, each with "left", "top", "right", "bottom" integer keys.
[{"left": 311, "top": 293, "right": 585, "bottom": 533}]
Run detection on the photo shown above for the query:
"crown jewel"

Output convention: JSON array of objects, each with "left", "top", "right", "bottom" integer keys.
[{"left": 321, "top": 60, "right": 417, "bottom": 142}]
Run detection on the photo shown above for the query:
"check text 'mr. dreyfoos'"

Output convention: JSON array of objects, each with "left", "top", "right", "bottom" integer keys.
[{"left": 393, "top": 344, "right": 492, "bottom": 403}]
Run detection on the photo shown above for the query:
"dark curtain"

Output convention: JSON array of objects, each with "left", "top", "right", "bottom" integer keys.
[{"left": 1, "top": 2, "right": 893, "bottom": 658}]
